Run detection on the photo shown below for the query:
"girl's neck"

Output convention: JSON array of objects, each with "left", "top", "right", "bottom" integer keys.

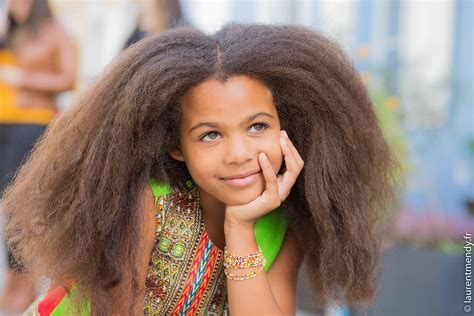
[{"left": 198, "top": 187, "right": 227, "bottom": 250}]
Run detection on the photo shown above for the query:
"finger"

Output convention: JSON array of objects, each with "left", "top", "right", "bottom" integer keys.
[
  {"left": 279, "top": 133, "right": 299, "bottom": 173},
  {"left": 277, "top": 174, "right": 284, "bottom": 185},
  {"left": 278, "top": 135, "right": 303, "bottom": 200},
  {"left": 282, "top": 130, "right": 304, "bottom": 167},
  {"left": 258, "top": 152, "right": 280, "bottom": 205}
]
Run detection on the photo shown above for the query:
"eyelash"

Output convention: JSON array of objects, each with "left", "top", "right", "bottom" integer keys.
[{"left": 199, "top": 123, "right": 269, "bottom": 142}]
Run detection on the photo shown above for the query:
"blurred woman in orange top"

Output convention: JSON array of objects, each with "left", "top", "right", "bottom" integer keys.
[{"left": 0, "top": 0, "right": 76, "bottom": 312}]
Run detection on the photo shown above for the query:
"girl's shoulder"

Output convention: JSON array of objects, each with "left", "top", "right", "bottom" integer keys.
[
  {"left": 41, "top": 19, "right": 64, "bottom": 34},
  {"left": 144, "top": 179, "right": 174, "bottom": 240},
  {"left": 148, "top": 178, "right": 172, "bottom": 206},
  {"left": 40, "top": 19, "right": 73, "bottom": 46}
]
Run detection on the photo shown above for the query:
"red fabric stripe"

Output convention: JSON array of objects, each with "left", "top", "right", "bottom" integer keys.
[
  {"left": 37, "top": 284, "right": 70, "bottom": 316},
  {"left": 186, "top": 246, "right": 217, "bottom": 315},
  {"left": 172, "top": 233, "right": 209, "bottom": 313}
]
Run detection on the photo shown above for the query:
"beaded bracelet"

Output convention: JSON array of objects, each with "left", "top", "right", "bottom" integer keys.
[
  {"left": 224, "top": 265, "right": 264, "bottom": 281},
  {"left": 223, "top": 246, "right": 266, "bottom": 270}
]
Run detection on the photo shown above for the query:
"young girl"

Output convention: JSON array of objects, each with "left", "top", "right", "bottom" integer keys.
[{"left": 3, "top": 23, "right": 399, "bottom": 315}]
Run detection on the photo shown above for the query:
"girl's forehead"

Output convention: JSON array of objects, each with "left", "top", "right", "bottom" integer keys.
[{"left": 181, "top": 75, "right": 277, "bottom": 122}]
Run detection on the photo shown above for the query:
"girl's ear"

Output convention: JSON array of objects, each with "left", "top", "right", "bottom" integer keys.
[{"left": 169, "top": 148, "right": 185, "bottom": 162}]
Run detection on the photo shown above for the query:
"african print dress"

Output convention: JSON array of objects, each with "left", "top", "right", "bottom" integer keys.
[
  {"left": 23, "top": 180, "right": 288, "bottom": 316},
  {"left": 143, "top": 181, "right": 228, "bottom": 315}
]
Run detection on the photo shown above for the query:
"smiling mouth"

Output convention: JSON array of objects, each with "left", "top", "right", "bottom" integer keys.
[{"left": 220, "top": 171, "right": 261, "bottom": 188}]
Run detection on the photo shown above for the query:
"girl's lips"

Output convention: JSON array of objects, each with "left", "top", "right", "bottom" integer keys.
[{"left": 221, "top": 171, "right": 261, "bottom": 188}]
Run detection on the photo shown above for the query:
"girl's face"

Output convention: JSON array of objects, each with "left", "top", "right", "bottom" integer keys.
[
  {"left": 9, "top": 0, "right": 33, "bottom": 24},
  {"left": 170, "top": 75, "right": 283, "bottom": 206}
]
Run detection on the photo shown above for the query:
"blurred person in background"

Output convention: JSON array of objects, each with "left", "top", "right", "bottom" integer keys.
[
  {"left": 0, "top": 0, "right": 76, "bottom": 312},
  {"left": 123, "top": 0, "right": 189, "bottom": 49}
]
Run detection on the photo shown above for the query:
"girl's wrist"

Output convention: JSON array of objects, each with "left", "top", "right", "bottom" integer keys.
[
  {"left": 223, "top": 221, "right": 258, "bottom": 256},
  {"left": 223, "top": 214, "right": 256, "bottom": 232}
]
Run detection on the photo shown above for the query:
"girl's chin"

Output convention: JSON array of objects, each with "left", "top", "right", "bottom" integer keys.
[{"left": 221, "top": 187, "right": 264, "bottom": 206}]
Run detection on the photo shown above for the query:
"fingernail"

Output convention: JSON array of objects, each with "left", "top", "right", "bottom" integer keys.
[
  {"left": 282, "top": 130, "right": 289, "bottom": 138},
  {"left": 280, "top": 137, "right": 287, "bottom": 145},
  {"left": 259, "top": 152, "right": 267, "bottom": 160}
]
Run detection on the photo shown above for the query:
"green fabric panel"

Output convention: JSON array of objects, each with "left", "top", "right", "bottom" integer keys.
[
  {"left": 51, "top": 285, "right": 90, "bottom": 316},
  {"left": 254, "top": 207, "right": 288, "bottom": 271},
  {"left": 149, "top": 179, "right": 171, "bottom": 207}
]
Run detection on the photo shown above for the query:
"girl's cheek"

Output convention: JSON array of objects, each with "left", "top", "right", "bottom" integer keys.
[
  {"left": 262, "top": 138, "right": 283, "bottom": 172},
  {"left": 273, "top": 149, "right": 284, "bottom": 173}
]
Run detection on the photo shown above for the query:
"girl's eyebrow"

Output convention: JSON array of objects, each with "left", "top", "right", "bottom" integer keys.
[{"left": 188, "top": 112, "right": 274, "bottom": 134}]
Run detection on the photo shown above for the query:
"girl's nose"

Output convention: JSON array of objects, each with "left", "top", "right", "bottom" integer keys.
[{"left": 223, "top": 135, "right": 253, "bottom": 165}]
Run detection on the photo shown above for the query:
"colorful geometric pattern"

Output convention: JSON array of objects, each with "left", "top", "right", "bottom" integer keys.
[
  {"left": 143, "top": 184, "right": 229, "bottom": 315},
  {"left": 172, "top": 232, "right": 218, "bottom": 315}
]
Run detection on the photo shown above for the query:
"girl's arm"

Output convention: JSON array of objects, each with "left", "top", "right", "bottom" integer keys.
[
  {"left": 18, "top": 22, "right": 76, "bottom": 93},
  {"left": 224, "top": 224, "right": 303, "bottom": 316},
  {"left": 108, "top": 187, "right": 156, "bottom": 315},
  {"left": 16, "top": 90, "right": 57, "bottom": 111},
  {"left": 224, "top": 131, "right": 305, "bottom": 315}
]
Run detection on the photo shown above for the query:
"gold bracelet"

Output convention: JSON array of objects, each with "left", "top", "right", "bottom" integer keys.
[
  {"left": 223, "top": 246, "right": 266, "bottom": 270},
  {"left": 224, "top": 265, "right": 264, "bottom": 281}
]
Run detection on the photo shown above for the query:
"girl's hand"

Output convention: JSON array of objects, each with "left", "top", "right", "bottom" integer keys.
[
  {"left": 0, "top": 65, "right": 23, "bottom": 87},
  {"left": 224, "top": 130, "right": 304, "bottom": 229}
]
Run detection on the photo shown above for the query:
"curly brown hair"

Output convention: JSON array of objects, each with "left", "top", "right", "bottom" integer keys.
[{"left": 3, "top": 23, "right": 400, "bottom": 314}]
